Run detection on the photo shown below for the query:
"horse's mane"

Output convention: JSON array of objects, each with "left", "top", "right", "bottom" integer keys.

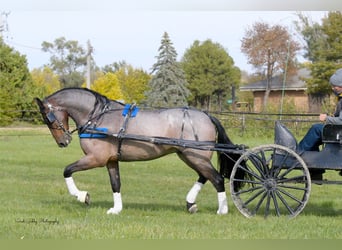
[{"left": 48, "top": 87, "right": 124, "bottom": 107}]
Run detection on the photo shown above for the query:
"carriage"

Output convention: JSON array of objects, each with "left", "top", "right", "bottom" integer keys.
[
  {"left": 36, "top": 88, "right": 342, "bottom": 219},
  {"left": 228, "top": 121, "right": 342, "bottom": 218}
]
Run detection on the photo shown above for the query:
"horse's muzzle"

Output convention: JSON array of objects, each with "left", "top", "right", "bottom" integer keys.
[{"left": 58, "top": 133, "right": 72, "bottom": 148}]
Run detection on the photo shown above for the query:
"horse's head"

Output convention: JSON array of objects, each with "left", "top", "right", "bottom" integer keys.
[{"left": 35, "top": 97, "right": 72, "bottom": 147}]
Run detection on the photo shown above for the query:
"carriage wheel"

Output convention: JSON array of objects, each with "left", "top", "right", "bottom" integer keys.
[{"left": 230, "top": 144, "right": 311, "bottom": 218}]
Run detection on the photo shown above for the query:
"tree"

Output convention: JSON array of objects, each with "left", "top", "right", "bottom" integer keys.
[
  {"left": 145, "top": 32, "right": 190, "bottom": 107},
  {"left": 294, "top": 12, "right": 328, "bottom": 62},
  {"left": 296, "top": 12, "right": 342, "bottom": 112},
  {"left": 115, "top": 65, "right": 151, "bottom": 103},
  {"left": 102, "top": 61, "right": 128, "bottom": 73},
  {"left": 241, "top": 22, "right": 300, "bottom": 111},
  {"left": 31, "top": 66, "right": 61, "bottom": 97},
  {"left": 90, "top": 72, "right": 124, "bottom": 101},
  {"left": 0, "top": 38, "right": 37, "bottom": 125},
  {"left": 41, "top": 37, "right": 87, "bottom": 88},
  {"left": 182, "top": 39, "right": 240, "bottom": 111},
  {"left": 322, "top": 12, "right": 342, "bottom": 62}
]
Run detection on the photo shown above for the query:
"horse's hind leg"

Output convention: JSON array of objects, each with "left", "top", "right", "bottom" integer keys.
[
  {"left": 186, "top": 175, "right": 206, "bottom": 213},
  {"left": 179, "top": 151, "right": 228, "bottom": 215}
]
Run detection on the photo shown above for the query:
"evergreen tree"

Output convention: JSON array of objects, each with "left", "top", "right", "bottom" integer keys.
[{"left": 145, "top": 32, "right": 190, "bottom": 107}]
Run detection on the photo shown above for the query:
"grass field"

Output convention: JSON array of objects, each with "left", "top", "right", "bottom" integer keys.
[{"left": 1, "top": 127, "right": 342, "bottom": 239}]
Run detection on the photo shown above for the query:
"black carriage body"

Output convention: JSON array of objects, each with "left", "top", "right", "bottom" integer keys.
[
  {"left": 225, "top": 121, "right": 342, "bottom": 218},
  {"left": 275, "top": 121, "right": 342, "bottom": 170},
  {"left": 301, "top": 144, "right": 342, "bottom": 170}
]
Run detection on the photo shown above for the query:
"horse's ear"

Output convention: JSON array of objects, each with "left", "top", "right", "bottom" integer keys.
[{"left": 34, "top": 98, "right": 44, "bottom": 110}]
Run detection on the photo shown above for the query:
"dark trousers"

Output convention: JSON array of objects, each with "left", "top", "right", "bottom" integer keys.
[
  {"left": 298, "top": 123, "right": 324, "bottom": 152},
  {"left": 298, "top": 123, "right": 325, "bottom": 175}
]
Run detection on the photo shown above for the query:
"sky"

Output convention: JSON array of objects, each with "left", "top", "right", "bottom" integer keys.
[{"left": 0, "top": 0, "right": 340, "bottom": 73}]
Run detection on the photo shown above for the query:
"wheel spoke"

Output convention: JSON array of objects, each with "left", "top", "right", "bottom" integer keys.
[
  {"left": 264, "top": 191, "right": 272, "bottom": 217},
  {"left": 232, "top": 177, "right": 264, "bottom": 186},
  {"left": 277, "top": 183, "right": 309, "bottom": 192},
  {"left": 234, "top": 184, "right": 264, "bottom": 195},
  {"left": 271, "top": 190, "right": 281, "bottom": 216},
  {"left": 243, "top": 188, "right": 266, "bottom": 206},
  {"left": 258, "top": 150, "right": 270, "bottom": 176},
  {"left": 275, "top": 190, "right": 295, "bottom": 215},
  {"left": 247, "top": 154, "right": 268, "bottom": 179},
  {"left": 252, "top": 191, "right": 267, "bottom": 215},
  {"left": 278, "top": 161, "right": 303, "bottom": 179},
  {"left": 277, "top": 187, "right": 304, "bottom": 204},
  {"left": 230, "top": 144, "right": 311, "bottom": 218},
  {"left": 279, "top": 174, "right": 306, "bottom": 184},
  {"left": 236, "top": 163, "right": 264, "bottom": 182}
]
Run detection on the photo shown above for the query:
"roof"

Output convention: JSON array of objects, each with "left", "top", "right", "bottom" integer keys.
[{"left": 240, "top": 68, "right": 310, "bottom": 92}]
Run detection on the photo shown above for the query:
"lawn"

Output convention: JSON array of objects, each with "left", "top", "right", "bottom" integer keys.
[{"left": 1, "top": 127, "right": 342, "bottom": 239}]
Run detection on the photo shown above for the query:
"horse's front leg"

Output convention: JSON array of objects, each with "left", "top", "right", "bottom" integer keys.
[
  {"left": 64, "top": 176, "right": 90, "bottom": 204},
  {"left": 106, "top": 160, "right": 122, "bottom": 215},
  {"left": 63, "top": 155, "right": 101, "bottom": 205}
]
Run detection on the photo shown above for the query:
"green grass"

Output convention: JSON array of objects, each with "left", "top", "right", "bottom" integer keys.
[{"left": 1, "top": 127, "right": 342, "bottom": 239}]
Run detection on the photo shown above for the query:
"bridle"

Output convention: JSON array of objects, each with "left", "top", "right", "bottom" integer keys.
[
  {"left": 40, "top": 89, "right": 124, "bottom": 140},
  {"left": 41, "top": 100, "right": 113, "bottom": 137},
  {"left": 41, "top": 102, "right": 76, "bottom": 136}
]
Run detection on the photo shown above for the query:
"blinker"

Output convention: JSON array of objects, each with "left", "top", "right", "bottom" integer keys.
[{"left": 46, "top": 111, "right": 57, "bottom": 124}]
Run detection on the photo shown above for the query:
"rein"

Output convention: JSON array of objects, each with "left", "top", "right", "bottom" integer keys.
[
  {"left": 43, "top": 91, "right": 121, "bottom": 137},
  {"left": 43, "top": 90, "right": 204, "bottom": 157}
]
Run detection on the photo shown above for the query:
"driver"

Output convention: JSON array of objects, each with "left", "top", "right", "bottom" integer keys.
[{"left": 298, "top": 68, "right": 342, "bottom": 180}]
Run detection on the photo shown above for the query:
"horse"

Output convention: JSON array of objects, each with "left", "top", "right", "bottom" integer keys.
[{"left": 35, "top": 87, "right": 239, "bottom": 215}]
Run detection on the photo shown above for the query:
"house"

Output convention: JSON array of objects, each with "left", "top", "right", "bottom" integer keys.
[{"left": 239, "top": 68, "right": 310, "bottom": 112}]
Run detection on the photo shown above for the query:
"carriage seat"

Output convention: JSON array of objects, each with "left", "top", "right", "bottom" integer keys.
[
  {"left": 274, "top": 121, "right": 298, "bottom": 151},
  {"left": 322, "top": 124, "right": 342, "bottom": 144}
]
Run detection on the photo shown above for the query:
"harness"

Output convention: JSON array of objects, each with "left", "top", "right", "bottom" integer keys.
[
  {"left": 181, "top": 108, "right": 199, "bottom": 141},
  {"left": 42, "top": 100, "right": 199, "bottom": 159},
  {"left": 116, "top": 103, "right": 138, "bottom": 159}
]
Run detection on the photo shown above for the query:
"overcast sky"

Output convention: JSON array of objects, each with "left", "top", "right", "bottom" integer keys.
[{"left": 0, "top": 0, "right": 339, "bottom": 73}]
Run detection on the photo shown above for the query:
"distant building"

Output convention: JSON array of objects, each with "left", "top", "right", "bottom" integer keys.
[{"left": 239, "top": 68, "right": 310, "bottom": 112}]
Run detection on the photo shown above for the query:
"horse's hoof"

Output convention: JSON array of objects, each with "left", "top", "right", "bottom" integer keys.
[
  {"left": 106, "top": 207, "right": 121, "bottom": 215},
  {"left": 85, "top": 193, "right": 90, "bottom": 205},
  {"left": 217, "top": 205, "right": 228, "bottom": 215},
  {"left": 77, "top": 191, "right": 90, "bottom": 204},
  {"left": 187, "top": 202, "right": 198, "bottom": 213}
]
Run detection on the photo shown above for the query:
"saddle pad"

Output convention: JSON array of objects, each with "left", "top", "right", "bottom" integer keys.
[
  {"left": 122, "top": 104, "right": 139, "bottom": 117},
  {"left": 79, "top": 127, "right": 108, "bottom": 138}
]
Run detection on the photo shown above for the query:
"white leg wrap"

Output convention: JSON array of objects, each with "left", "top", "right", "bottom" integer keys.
[
  {"left": 65, "top": 177, "right": 88, "bottom": 203},
  {"left": 77, "top": 191, "right": 88, "bottom": 203},
  {"left": 217, "top": 191, "right": 228, "bottom": 215},
  {"left": 65, "top": 177, "right": 80, "bottom": 196},
  {"left": 107, "top": 192, "right": 123, "bottom": 215},
  {"left": 186, "top": 182, "right": 203, "bottom": 204}
]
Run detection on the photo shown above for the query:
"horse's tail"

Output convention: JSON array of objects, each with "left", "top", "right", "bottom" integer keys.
[{"left": 208, "top": 114, "right": 245, "bottom": 191}]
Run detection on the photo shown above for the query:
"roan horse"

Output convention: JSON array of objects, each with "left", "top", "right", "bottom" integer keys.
[{"left": 35, "top": 87, "right": 239, "bottom": 215}]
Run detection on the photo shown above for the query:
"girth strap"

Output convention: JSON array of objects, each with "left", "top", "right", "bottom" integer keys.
[
  {"left": 181, "top": 108, "right": 199, "bottom": 141},
  {"left": 117, "top": 103, "right": 137, "bottom": 159}
]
